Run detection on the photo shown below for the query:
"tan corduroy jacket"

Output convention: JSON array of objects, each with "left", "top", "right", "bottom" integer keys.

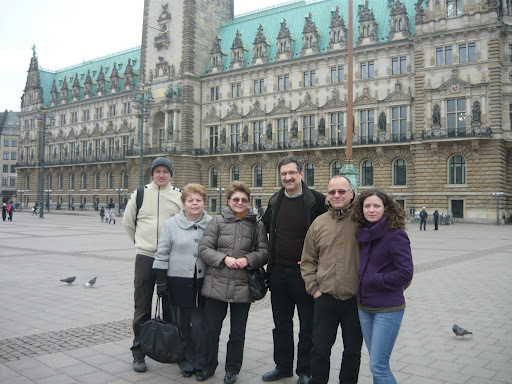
[{"left": 300, "top": 204, "right": 360, "bottom": 300}]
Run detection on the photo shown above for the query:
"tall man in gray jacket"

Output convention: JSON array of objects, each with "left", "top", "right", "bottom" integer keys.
[{"left": 123, "top": 157, "right": 182, "bottom": 372}]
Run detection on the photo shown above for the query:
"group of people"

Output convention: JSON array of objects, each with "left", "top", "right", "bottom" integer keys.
[
  {"left": 2, "top": 202, "right": 14, "bottom": 221},
  {"left": 123, "top": 156, "right": 414, "bottom": 384},
  {"left": 419, "top": 207, "right": 440, "bottom": 230},
  {"left": 100, "top": 206, "right": 116, "bottom": 224}
]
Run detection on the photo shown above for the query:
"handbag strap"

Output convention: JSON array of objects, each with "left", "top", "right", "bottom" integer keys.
[
  {"left": 250, "top": 220, "right": 258, "bottom": 252},
  {"left": 154, "top": 295, "right": 181, "bottom": 325}
]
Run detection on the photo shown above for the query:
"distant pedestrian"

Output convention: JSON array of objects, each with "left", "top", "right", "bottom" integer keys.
[
  {"left": 33, "top": 203, "right": 38, "bottom": 215},
  {"left": 105, "top": 208, "right": 110, "bottom": 224},
  {"left": 7, "top": 202, "right": 14, "bottom": 221},
  {"left": 419, "top": 207, "right": 427, "bottom": 230},
  {"left": 2, "top": 203, "right": 6, "bottom": 221},
  {"left": 433, "top": 209, "right": 439, "bottom": 230},
  {"left": 100, "top": 207, "right": 105, "bottom": 222},
  {"left": 110, "top": 208, "right": 116, "bottom": 224},
  {"left": 502, "top": 212, "right": 506, "bottom": 225}
]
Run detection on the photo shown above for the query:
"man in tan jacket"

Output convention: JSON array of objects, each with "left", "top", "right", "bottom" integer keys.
[
  {"left": 300, "top": 175, "right": 362, "bottom": 384},
  {"left": 123, "top": 157, "right": 182, "bottom": 372}
]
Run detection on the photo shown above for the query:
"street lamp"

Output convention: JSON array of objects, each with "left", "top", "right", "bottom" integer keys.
[
  {"left": 131, "top": 83, "right": 155, "bottom": 188},
  {"left": 115, "top": 188, "right": 125, "bottom": 214},
  {"left": 45, "top": 189, "right": 52, "bottom": 211},
  {"left": 17, "top": 190, "right": 24, "bottom": 210},
  {"left": 36, "top": 107, "right": 55, "bottom": 218},
  {"left": 491, "top": 192, "right": 504, "bottom": 225}
]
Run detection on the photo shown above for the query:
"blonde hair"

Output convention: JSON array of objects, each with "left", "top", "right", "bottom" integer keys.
[{"left": 181, "top": 183, "right": 206, "bottom": 204}]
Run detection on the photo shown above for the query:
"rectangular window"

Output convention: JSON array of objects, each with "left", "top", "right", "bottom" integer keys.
[
  {"left": 231, "top": 83, "right": 242, "bottom": 98},
  {"left": 95, "top": 139, "right": 101, "bottom": 157},
  {"left": 436, "top": 46, "right": 452, "bottom": 66},
  {"left": 392, "top": 57, "right": 407, "bottom": 75},
  {"left": 10, "top": 177, "right": 16, "bottom": 186},
  {"left": 392, "top": 106, "right": 407, "bottom": 141},
  {"left": 2, "top": 178, "right": 7, "bottom": 186},
  {"left": 277, "top": 118, "right": 288, "bottom": 148},
  {"left": 2, "top": 165, "right": 7, "bottom": 172},
  {"left": 71, "top": 111, "right": 78, "bottom": 123},
  {"left": 11, "top": 165, "right": 15, "bottom": 173},
  {"left": 360, "top": 110, "right": 375, "bottom": 143},
  {"left": 302, "top": 115, "right": 315, "bottom": 144},
  {"left": 209, "top": 126, "right": 218, "bottom": 151},
  {"left": 3, "top": 139, "right": 9, "bottom": 147},
  {"left": 330, "top": 65, "right": 344, "bottom": 83},
  {"left": 108, "top": 138, "right": 115, "bottom": 157},
  {"left": 96, "top": 107, "right": 103, "bottom": 119},
  {"left": 109, "top": 105, "right": 117, "bottom": 117},
  {"left": 360, "top": 61, "right": 374, "bottom": 79},
  {"left": 447, "top": 0, "right": 463, "bottom": 18},
  {"left": 230, "top": 123, "right": 241, "bottom": 150},
  {"left": 11, "top": 139, "right": 17, "bottom": 147},
  {"left": 3, "top": 152, "right": 8, "bottom": 160},
  {"left": 459, "top": 43, "right": 476, "bottom": 63},
  {"left": 254, "top": 79, "right": 265, "bottom": 94},
  {"left": 509, "top": 44, "right": 512, "bottom": 62},
  {"left": 253, "top": 121, "right": 264, "bottom": 149},
  {"left": 330, "top": 113, "right": 344, "bottom": 145},
  {"left": 10, "top": 152, "right": 16, "bottom": 160},
  {"left": 123, "top": 102, "right": 131, "bottom": 114},
  {"left": 60, "top": 114, "right": 66, "bottom": 125},
  {"left": 278, "top": 75, "right": 289, "bottom": 91},
  {"left": 82, "top": 109, "right": 90, "bottom": 121},
  {"left": 122, "top": 136, "right": 129, "bottom": 155},
  {"left": 210, "top": 86, "right": 220, "bottom": 101},
  {"left": 447, "top": 98, "right": 466, "bottom": 136},
  {"left": 303, "top": 71, "right": 316, "bottom": 87}
]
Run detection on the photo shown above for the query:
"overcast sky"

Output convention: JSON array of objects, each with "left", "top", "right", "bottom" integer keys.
[{"left": 0, "top": 0, "right": 287, "bottom": 112}]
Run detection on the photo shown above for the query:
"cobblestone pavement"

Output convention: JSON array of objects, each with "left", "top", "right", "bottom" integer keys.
[{"left": 0, "top": 212, "right": 511, "bottom": 383}]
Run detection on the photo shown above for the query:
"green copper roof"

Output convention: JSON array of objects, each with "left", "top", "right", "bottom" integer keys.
[
  {"left": 39, "top": 47, "right": 141, "bottom": 107},
  {"left": 213, "top": 0, "right": 418, "bottom": 72}
]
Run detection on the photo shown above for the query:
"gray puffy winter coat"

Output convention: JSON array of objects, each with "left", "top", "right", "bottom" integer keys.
[{"left": 199, "top": 206, "right": 269, "bottom": 303}]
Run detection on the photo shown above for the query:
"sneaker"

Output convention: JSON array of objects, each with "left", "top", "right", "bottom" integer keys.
[{"left": 133, "top": 356, "right": 147, "bottom": 372}]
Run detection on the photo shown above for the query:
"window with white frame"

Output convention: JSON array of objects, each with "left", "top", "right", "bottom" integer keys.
[
  {"left": 436, "top": 46, "right": 453, "bottom": 65},
  {"left": 209, "top": 167, "right": 218, "bottom": 188},
  {"left": 361, "top": 160, "right": 374, "bottom": 186},
  {"left": 392, "top": 106, "right": 407, "bottom": 141},
  {"left": 81, "top": 173, "right": 87, "bottom": 189},
  {"left": 209, "top": 126, "right": 218, "bottom": 151},
  {"left": 458, "top": 43, "right": 476, "bottom": 63},
  {"left": 331, "top": 161, "right": 342, "bottom": 177},
  {"left": 392, "top": 57, "right": 407, "bottom": 75},
  {"left": 304, "top": 162, "right": 314, "bottom": 186},
  {"left": 58, "top": 173, "right": 63, "bottom": 189},
  {"left": 122, "top": 171, "right": 129, "bottom": 189},
  {"left": 277, "top": 118, "right": 288, "bottom": 148},
  {"left": 360, "top": 61, "right": 374, "bottom": 79},
  {"left": 70, "top": 173, "right": 75, "bottom": 189},
  {"left": 230, "top": 123, "right": 241, "bottom": 150},
  {"left": 447, "top": 98, "right": 466, "bottom": 136},
  {"left": 303, "top": 71, "right": 315, "bottom": 87},
  {"left": 231, "top": 83, "right": 242, "bottom": 98},
  {"left": 278, "top": 75, "right": 289, "bottom": 91},
  {"left": 94, "top": 172, "right": 100, "bottom": 189},
  {"left": 360, "top": 110, "right": 374, "bottom": 143},
  {"left": 253, "top": 121, "right": 264, "bottom": 149},
  {"left": 330, "top": 113, "right": 344, "bottom": 144},
  {"left": 449, "top": 155, "right": 466, "bottom": 184},
  {"left": 302, "top": 115, "right": 315, "bottom": 144},
  {"left": 231, "top": 165, "right": 240, "bottom": 182},
  {"left": 254, "top": 79, "right": 265, "bottom": 94},
  {"left": 253, "top": 165, "right": 263, "bottom": 187},
  {"left": 330, "top": 65, "right": 344, "bottom": 83},
  {"left": 447, "top": 0, "right": 463, "bottom": 18},
  {"left": 108, "top": 172, "right": 114, "bottom": 189}
]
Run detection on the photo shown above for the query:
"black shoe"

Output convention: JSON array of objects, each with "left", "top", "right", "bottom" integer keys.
[
  {"left": 262, "top": 369, "right": 293, "bottom": 382},
  {"left": 196, "top": 370, "right": 213, "bottom": 382},
  {"left": 132, "top": 356, "right": 147, "bottom": 372},
  {"left": 182, "top": 370, "right": 195, "bottom": 378},
  {"left": 224, "top": 372, "right": 237, "bottom": 384},
  {"left": 297, "top": 375, "right": 310, "bottom": 384}
]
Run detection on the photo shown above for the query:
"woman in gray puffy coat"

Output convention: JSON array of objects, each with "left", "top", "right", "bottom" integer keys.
[{"left": 196, "top": 181, "right": 268, "bottom": 384}]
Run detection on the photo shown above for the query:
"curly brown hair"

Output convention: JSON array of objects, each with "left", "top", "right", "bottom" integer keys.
[
  {"left": 181, "top": 183, "right": 206, "bottom": 204},
  {"left": 351, "top": 188, "right": 407, "bottom": 231}
]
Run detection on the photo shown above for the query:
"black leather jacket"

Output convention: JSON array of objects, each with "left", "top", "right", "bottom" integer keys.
[{"left": 262, "top": 181, "right": 327, "bottom": 276}]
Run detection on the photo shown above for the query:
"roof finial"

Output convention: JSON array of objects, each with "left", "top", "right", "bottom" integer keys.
[{"left": 32, "top": 44, "right": 36, "bottom": 56}]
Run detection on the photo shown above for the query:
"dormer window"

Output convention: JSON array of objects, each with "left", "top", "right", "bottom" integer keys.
[{"left": 447, "top": 0, "right": 463, "bottom": 18}]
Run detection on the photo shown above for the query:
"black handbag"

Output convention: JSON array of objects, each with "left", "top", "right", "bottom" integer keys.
[
  {"left": 139, "top": 295, "right": 184, "bottom": 363},
  {"left": 247, "top": 220, "right": 268, "bottom": 301}
]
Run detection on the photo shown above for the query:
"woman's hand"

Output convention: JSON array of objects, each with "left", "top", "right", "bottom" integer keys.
[
  {"left": 235, "top": 257, "right": 248, "bottom": 269},
  {"left": 224, "top": 256, "right": 238, "bottom": 269}
]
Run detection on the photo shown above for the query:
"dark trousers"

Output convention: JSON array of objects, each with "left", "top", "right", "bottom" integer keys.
[
  {"left": 269, "top": 263, "right": 314, "bottom": 376},
  {"left": 434, "top": 220, "right": 439, "bottom": 230},
  {"left": 420, "top": 219, "right": 426, "bottom": 230},
  {"left": 171, "top": 305, "right": 205, "bottom": 373},
  {"left": 131, "top": 254, "right": 158, "bottom": 358},
  {"left": 202, "top": 297, "right": 250, "bottom": 375},
  {"left": 309, "top": 295, "right": 362, "bottom": 384}
]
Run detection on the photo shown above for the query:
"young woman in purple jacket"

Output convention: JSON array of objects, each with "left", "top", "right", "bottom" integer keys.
[{"left": 351, "top": 188, "right": 413, "bottom": 384}]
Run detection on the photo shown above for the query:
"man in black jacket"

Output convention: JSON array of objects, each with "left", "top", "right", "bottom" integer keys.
[{"left": 261, "top": 156, "right": 327, "bottom": 384}]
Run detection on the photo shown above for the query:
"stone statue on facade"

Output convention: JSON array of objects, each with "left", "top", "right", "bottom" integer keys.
[
  {"left": 291, "top": 121, "right": 298, "bottom": 138},
  {"left": 266, "top": 124, "right": 272, "bottom": 140},
  {"left": 472, "top": 102, "right": 481, "bottom": 123},
  {"left": 318, "top": 118, "right": 325, "bottom": 136},
  {"left": 168, "top": 121, "right": 174, "bottom": 141},
  {"left": 432, "top": 105, "right": 441, "bottom": 126},
  {"left": 221, "top": 128, "right": 227, "bottom": 144},
  {"left": 243, "top": 126, "right": 249, "bottom": 143},
  {"left": 378, "top": 112, "right": 386, "bottom": 131}
]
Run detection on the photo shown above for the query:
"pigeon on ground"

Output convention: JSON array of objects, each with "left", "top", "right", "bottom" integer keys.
[
  {"left": 453, "top": 324, "right": 472, "bottom": 337},
  {"left": 60, "top": 276, "right": 76, "bottom": 284},
  {"left": 84, "top": 277, "right": 97, "bottom": 287}
]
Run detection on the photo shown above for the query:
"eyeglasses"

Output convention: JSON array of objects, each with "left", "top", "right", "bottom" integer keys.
[
  {"left": 327, "top": 188, "right": 351, "bottom": 196},
  {"left": 280, "top": 171, "right": 299, "bottom": 177},
  {"left": 231, "top": 197, "right": 249, "bottom": 204}
]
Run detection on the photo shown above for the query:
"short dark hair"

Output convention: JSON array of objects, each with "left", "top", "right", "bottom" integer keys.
[
  {"left": 278, "top": 156, "right": 303, "bottom": 173},
  {"left": 226, "top": 181, "right": 251, "bottom": 203}
]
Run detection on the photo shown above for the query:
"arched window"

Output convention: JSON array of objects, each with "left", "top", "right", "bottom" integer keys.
[
  {"left": 361, "top": 160, "right": 374, "bottom": 186},
  {"left": 48, "top": 174, "right": 53, "bottom": 189},
  {"left": 69, "top": 173, "right": 75, "bottom": 190},
  {"left": 121, "top": 171, "right": 129, "bottom": 189},
  {"left": 107, "top": 172, "right": 114, "bottom": 189},
  {"left": 449, "top": 155, "right": 466, "bottom": 184},
  {"left": 94, "top": 172, "right": 100, "bottom": 189},
  {"left": 276, "top": 166, "right": 282, "bottom": 187},
  {"left": 58, "top": 173, "right": 63, "bottom": 189},
  {"left": 304, "top": 162, "right": 314, "bottom": 186},
  {"left": 26, "top": 175, "right": 30, "bottom": 189},
  {"left": 393, "top": 158, "right": 406, "bottom": 186},
  {"left": 231, "top": 165, "right": 240, "bottom": 182},
  {"left": 209, "top": 167, "right": 218, "bottom": 188},
  {"left": 331, "top": 161, "right": 342, "bottom": 177},
  {"left": 253, "top": 165, "right": 263, "bottom": 187},
  {"left": 81, "top": 173, "right": 87, "bottom": 189}
]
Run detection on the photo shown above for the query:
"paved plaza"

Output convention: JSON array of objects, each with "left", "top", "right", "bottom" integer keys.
[{"left": 0, "top": 210, "right": 511, "bottom": 384}]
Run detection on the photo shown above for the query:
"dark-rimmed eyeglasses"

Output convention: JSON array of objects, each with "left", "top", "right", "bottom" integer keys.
[
  {"left": 280, "top": 171, "right": 298, "bottom": 177},
  {"left": 327, "top": 188, "right": 351, "bottom": 196},
  {"left": 231, "top": 197, "right": 249, "bottom": 204}
]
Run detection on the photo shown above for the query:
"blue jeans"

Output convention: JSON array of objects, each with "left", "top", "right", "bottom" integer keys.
[{"left": 358, "top": 309, "right": 404, "bottom": 384}]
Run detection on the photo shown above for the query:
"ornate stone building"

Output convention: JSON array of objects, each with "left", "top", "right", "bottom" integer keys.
[
  {"left": 17, "top": 0, "right": 512, "bottom": 222},
  {"left": 0, "top": 110, "right": 19, "bottom": 203}
]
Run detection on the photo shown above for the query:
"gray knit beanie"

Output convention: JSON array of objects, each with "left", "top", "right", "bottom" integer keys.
[{"left": 151, "top": 157, "right": 173, "bottom": 176}]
